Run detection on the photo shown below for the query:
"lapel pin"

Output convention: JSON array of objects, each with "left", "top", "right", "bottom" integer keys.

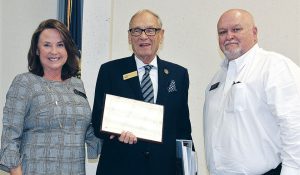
[
  {"left": 164, "top": 68, "right": 169, "bottom": 75},
  {"left": 123, "top": 71, "right": 137, "bottom": 80}
]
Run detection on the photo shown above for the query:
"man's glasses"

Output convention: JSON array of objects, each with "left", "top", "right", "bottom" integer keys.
[{"left": 129, "top": 28, "right": 161, "bottom": 36}]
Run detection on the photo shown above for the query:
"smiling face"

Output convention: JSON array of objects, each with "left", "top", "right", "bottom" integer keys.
[
  {"left": 37, "top": 28, "right": 68, "bottom": 80},
  {"left": 128, "top": 11, "right": 164, "bottom": 64},
  {"left": 217, "top": 9, "right": 258, "bottom": 60}
]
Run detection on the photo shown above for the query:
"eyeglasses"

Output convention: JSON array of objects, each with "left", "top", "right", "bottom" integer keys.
[{"left": 128, "top": 28, "right": 161, "bottom": 36}]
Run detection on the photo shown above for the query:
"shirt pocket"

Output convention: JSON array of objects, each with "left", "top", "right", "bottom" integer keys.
[{"left": 225, "top": 83, "right": 248, "bottom": 112}]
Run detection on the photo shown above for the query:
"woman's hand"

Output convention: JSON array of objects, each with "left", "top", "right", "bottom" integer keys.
[{"left": 10, "top": 165, "right": 22, "bottom": 175}]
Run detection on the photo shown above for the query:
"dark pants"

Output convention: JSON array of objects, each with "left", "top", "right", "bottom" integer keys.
[{"left": 262, "top": 163, "right": 282, "bottom": 175}]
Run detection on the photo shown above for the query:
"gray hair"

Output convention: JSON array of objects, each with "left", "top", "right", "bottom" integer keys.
[{"left": 129, "top": 9, "right": 163, "bottom": 29}]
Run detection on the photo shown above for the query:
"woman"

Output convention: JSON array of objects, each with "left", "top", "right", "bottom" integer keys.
[{"left": 0, "top": 19, "right": 101, "bottom": 175}]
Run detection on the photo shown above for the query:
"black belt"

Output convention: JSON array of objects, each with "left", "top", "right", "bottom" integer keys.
[{"left": 262, "top": 163, "right": 282, "bottom": 175}]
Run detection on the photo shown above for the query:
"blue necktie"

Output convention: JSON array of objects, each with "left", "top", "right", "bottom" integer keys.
[{"left": 141, "top": 65, "right": 154, "bottom": 103}]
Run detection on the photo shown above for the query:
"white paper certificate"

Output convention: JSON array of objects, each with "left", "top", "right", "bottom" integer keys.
[{"left": 101, "top": 94, "right": 164, "bottom": 142}]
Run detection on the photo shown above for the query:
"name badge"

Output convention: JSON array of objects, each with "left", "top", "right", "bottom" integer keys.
[
  {"left": 74, "top": 89, "right": 87, "bottom": 99},
  {"left": 123, "top": 71, "right": 137, "bottom": 80},
  {"left": 209, "top": 82, "right": 220, "bottom": 91}
]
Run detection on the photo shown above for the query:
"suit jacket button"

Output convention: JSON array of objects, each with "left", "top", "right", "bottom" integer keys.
[{"left": 144, "top": 151, "right": 150, "bottom": 159}]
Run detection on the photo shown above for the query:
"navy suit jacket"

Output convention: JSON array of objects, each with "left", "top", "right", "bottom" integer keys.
[{"left": 92, "top": 55, "right": 192, "bottom": 175}]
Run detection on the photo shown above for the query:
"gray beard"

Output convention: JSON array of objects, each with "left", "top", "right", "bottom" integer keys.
[{"left": 224, "top": 48, "right": 242, "bottom": 60}]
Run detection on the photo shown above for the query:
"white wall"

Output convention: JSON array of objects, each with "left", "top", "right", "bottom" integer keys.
[
  {"left": 81, "top": 0, "right": 112, "bottom": 106},
  {"left": 1, "top": 1, "right": 300, "bottom": 175},
  {"left": 81, "top": 1, "right": 300, "bottom": 175},
  {"left": 0, "top": 1, "right": 58, "bottom": 174}
]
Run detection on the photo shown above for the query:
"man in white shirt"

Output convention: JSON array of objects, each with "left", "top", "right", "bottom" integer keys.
[{"left": 204, "top": 9, "right": 300, "bottom": 175}]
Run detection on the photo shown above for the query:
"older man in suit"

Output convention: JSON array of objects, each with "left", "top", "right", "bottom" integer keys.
[{"left": 91, "top": 9, "right": 193, "bottom": 175}]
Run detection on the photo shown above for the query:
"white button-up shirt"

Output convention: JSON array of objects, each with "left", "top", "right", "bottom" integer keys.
[{"left": 204, "top": 44, "right": 300, "bottom": 175}]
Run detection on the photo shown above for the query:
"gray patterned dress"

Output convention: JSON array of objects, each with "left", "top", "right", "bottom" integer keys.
[{"left": 0, "top": 72, "right": 101, "bottom": 175}]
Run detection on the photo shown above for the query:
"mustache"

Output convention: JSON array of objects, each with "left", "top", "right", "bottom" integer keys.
[{"left": 224, "top": 40, "right": 239, "bottom": 46}]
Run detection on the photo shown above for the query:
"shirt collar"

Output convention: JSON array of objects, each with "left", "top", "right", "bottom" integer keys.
[
  {"left": 135, "top": 55, "right": 158, "bottom": 71},
  {"left": 221, "top": 44, "right": 259, "bottom": 73}
]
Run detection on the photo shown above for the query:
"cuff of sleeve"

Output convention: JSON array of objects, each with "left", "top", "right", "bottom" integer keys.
[
  {"left": 0, "top": 148, "right": 22, "bottom": 172},
  {"left": 0, "top": 164, "right": 10, "bottom": 173},
  {"left": 280, "top": 164, "right": 300, "bottom": 175},
  {"left": 86, "top": 138, "right": 103, "bottom": 159}
]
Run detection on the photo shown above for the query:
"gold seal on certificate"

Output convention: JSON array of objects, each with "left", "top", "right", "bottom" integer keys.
[{"left": 101, "top": 94, "right": 164, "bottom": 143}]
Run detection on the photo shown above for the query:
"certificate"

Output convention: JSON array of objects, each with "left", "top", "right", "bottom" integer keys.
[{"left": 101, "top": 94, "right": 164, "bottom": 143}]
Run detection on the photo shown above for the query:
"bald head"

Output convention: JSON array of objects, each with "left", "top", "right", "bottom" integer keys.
[
  {"left": 217, "top": 9, "right": 258, "bottom": 60},
  {"left": 218, "top": 9, "right": 255, "bottom": 29}
]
